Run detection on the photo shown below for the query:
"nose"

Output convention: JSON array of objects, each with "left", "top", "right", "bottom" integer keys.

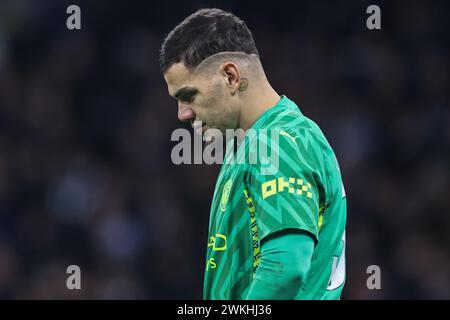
[{"left": 178, "top": 102, "right": 195, "bottom": 122}]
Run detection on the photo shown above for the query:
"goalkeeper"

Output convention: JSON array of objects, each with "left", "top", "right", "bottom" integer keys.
[{"left": 160, "top": 8, "right": 347, "bottom": 299}]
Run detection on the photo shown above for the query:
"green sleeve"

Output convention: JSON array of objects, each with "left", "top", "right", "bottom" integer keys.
[{"left": 245, "top": 229, "right": 315, "bottom": 300}]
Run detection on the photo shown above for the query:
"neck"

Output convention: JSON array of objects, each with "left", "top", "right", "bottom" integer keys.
[{"left": 238, "top": 80, "right": 280, "bottom": 131}]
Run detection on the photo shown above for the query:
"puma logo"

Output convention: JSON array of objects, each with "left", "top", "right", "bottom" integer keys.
[{"left": 280, "top": 131, "right": 299, "bottom": 145}]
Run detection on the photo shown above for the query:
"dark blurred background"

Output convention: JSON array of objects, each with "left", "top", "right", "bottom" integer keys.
[{"left": 0, "top": 0, "right": 449, "bottom": 299}]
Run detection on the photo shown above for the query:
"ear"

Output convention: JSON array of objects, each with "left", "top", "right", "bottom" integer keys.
[{"left": 221, "top": 62, "right": 240, "bottom": 95}]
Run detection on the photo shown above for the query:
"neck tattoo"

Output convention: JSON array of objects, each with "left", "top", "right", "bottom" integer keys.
[{"left": 238, "top": 78, "right": 248, "bottom": 91}]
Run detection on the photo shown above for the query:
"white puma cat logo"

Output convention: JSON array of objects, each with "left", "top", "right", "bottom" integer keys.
[{"left": 280, "top": 131, "right": 299, "bottom": 145}]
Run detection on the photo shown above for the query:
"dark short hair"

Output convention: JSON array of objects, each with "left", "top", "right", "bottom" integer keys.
[{"left": 159, "top": 8, "right": 259, "bottom": 73}]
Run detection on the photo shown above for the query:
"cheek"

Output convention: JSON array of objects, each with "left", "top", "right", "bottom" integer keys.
[
  {"left": 209, "top": 77, "right": 229, "bottom": 101},
  {"left": 198, "top": 80, "right": 237, "bottom": 125},
  {"left": 199, "top": 87, "right": 225, "bottom": 114}
]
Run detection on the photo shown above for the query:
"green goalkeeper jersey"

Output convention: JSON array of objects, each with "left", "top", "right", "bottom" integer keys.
[{"left": 203, "top": 95, "right": 347, "bottom": 300}]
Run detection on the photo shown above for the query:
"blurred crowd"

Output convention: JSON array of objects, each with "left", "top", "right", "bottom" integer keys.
[{"left": 0, "top": 0, "right": 448, "bottom": 299}]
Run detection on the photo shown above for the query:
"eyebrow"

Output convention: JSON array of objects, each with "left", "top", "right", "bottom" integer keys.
[{"left": 173, "top": 86, "right": 199, "bottom": 100}]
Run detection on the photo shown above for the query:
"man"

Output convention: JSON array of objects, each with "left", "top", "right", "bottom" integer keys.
[{"left": 160, "top": 8, "right": 347, "bottom": 300}]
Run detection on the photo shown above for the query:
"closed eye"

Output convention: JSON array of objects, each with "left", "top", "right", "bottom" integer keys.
[
  {"left": 173, "top": 87, "right": 198, "bottom": 103},
  {"left": 179, "top": 92, "right": 196, "bottom": 103}
]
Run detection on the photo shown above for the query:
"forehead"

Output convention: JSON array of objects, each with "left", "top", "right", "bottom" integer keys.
[{"left": 164, "top": 62, "right": 198, "bottom": 97}]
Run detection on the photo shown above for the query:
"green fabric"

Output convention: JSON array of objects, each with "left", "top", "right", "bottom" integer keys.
[
  {"left": 203, "top": 95, "right": 347, "bottom": 299},
  {"left": 245, "top": 230, "right": 315, "bottom": 300}
]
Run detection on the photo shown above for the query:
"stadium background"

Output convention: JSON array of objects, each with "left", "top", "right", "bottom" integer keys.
[{"left": 0, "top": 0, "right": 449, "bottom": 299}]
